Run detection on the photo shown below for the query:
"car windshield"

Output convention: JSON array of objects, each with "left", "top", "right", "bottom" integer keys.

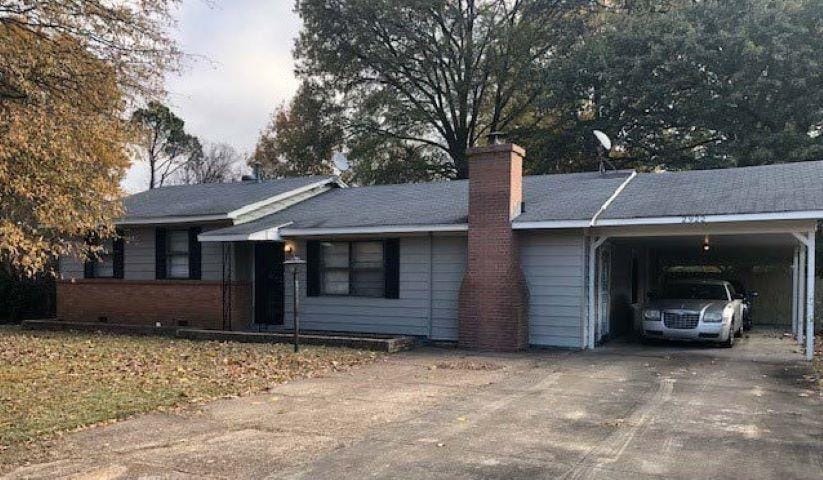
[{"left": 661, "top": 283, "right": 728, "bottom": 300}]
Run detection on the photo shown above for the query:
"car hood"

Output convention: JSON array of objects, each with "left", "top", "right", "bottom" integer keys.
[{"left": 648, "top": 299, "right": 728, "bottom": 313}]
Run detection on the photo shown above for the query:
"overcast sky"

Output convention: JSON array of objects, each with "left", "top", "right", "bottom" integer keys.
[{"left": 123, "top": 0, "right": 302, "bottom": 192}]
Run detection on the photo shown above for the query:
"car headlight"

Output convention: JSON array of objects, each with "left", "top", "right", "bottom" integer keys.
[
  {"left": 644, "top": 309, "right": 661, "bottom": 321},
  {"left": 703, "top": 311, "right": 723, "bottom": 323}
]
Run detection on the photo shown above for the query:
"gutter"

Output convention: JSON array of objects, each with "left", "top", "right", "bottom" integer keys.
[{"left": 279, "top": 224, "right": 468, "bottom": 236}]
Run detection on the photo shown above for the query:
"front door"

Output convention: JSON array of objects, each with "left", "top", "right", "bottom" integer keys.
[{"left": 254, "top": 242, "right": 284, "bottom": 325}]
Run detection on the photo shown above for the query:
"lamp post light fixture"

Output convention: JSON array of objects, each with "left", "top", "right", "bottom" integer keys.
[{"left": 283, "top": 256, "right": 307, "bottom": 353}]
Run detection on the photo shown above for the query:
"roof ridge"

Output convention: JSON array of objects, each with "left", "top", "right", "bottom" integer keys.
[
  {"left": 640, "top": 160, "right": 823, "bottom": 176},
  {"left": 135, "top": 175, "right": 334, "bottom": 193}
]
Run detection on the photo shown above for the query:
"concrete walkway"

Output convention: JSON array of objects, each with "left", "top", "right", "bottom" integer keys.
[{"left": 5, "top": 331, "right": 821, "bottom": 479}]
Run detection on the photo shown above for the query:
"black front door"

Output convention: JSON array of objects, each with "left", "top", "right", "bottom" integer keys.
[{"left": 254, "top": 242, "right": 285, "bottom": 325}]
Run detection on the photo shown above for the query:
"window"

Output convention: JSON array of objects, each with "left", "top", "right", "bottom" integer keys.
[
  {"left": 166, "top": 230, "right": 190, "bottom": 279},
  {"left": 319, "top": 241, "right": 385, "bottom": 297},
  {"left": 661, "top": 283, "right": 729, "bottom": 301},
  {"left": 84, "top": 232, "right": 123, "bottom": 279},
  {"left": 94, "top": 239, "right": 115, "bottom": 278}
]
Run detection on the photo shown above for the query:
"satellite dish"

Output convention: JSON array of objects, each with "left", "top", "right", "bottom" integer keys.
[{"left": 593, "top": 130, "right": 612, "bottom": 151}]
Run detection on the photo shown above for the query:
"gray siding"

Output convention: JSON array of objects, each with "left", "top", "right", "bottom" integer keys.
[
  {"left": 431, "top": 236, "right": 466, "bottom": 340},
  {"left": 520, "top": 230, "right": 587, "bottom": 348},
  {"left": 124, "top": 227, "right": 156, "bottom": 280},
  {"left": 59, "top": 254, "right": 85, "bottom": 280},
  {"left": 59, "top": 225, "right": 235, "bottom": 282},
  {"left": 283, "top": 235, "right": 466, "bottom": 339}
]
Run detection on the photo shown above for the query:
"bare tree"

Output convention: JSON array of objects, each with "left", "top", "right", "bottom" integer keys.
[
  {"left": 177, "top": 142, "right": 240, "bottom": 184},
  {"left": 131, "top": 101, "right": 201, "bottom": 189}
]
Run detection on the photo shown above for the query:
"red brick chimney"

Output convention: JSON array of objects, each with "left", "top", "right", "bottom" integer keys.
[{"left": 458, "top": 143, "right": 530, "bottom": 351}]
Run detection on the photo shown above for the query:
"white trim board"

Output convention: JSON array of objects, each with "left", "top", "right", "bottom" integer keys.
[
  {"left": 198, "top": 222, "right": 293, "bottom": 243},
  {"left": 199, "top": 222, "right": 468, "bottom": 242},
  {"left": 280, "top": 224, "right": 469, "bottom": 236},
  {"left": 117, "top": 214, "right": 229, "bottom": 225},
  {"left": 592, "top": 211, "right": 823, "bottom": 226},
  {"left": 226, "top": 178, "right": 339, "bottom": 219}
]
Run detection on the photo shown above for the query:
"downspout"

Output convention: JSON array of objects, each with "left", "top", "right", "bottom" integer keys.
[
  {"left": 590, "top": 171, "right": 637, "bottom": 227},
  {"left": 584, "top": 171, "right": 635, "bottom": 349}
]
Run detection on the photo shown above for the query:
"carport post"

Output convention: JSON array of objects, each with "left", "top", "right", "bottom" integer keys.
[
  {"left": 793, "top": 231, "right": 817, "bottom": 361},
  {"left": 798, "top": 245, "right": 807, "bottom": 345},
  {"left": 792, "top": 247, "right": 799, "bottom": 340},
  {"left": 805, "top": 234, "right": 815, "bottom": 361},
  {"left": 587, "top": 236, "right": 608, "bottom": 350}
]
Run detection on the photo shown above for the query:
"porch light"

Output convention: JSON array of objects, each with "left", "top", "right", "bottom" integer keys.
[{"left": 703, "top": 235, "right": 711, "bottom": 252}]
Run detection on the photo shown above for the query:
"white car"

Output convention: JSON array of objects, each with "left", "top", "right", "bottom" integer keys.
[{"left": 642, "top": 279, "right": 744, "bottom": 347}]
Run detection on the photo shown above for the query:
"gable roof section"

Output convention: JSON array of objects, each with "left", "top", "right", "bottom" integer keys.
[
  {"left": 196, "top": 160, "right": 823, "bottom": 242},
  {"left": 598, "top": 160, "right": 823, "bottom": 224},
  {"left": 120, "top": 176, "right": 337, "bottom": 224},
  {"left": 199, "top": 171, "right": 634, "bottom": 240}
]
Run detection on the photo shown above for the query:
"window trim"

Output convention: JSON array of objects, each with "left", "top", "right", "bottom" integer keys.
[{"left": 318, "top": 240, "right": 386, "bottom": 298}]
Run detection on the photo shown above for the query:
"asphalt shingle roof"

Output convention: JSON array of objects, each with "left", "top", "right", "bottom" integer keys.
[
  {"left": 123, "top": 176, "right": 334, "bottom": 219},
  {"left": 203, "top": 171, "right": 634, "bottom": 237},
  {"left": 602, "top": 161, "right": 823, "bottom": 219},
  {"left": 143, "top": 160, "right": 823, "bottom": 237},
  {"left": 519, "top": 171, "right": 633, "bottom": 222}
]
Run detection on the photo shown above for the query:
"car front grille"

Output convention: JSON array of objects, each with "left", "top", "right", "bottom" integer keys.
[{"left": 663, "top": 312, "right": 700, "bottom": 330}]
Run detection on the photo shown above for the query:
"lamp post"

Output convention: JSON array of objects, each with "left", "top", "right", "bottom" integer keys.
[{"left": 283, "top": 256, "right": 307, "bottom": 353}]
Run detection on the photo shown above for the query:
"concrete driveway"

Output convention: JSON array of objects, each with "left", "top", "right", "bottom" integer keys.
[{"left": 5, "top": 331, "right": 822, "bottom": 480}]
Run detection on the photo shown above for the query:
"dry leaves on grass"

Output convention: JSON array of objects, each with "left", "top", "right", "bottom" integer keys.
[
  {"left": 0, "top": 326, "right": 379, "bottom": 451},
  {"left": 814, "top": 334, "right": 823, "bottom": 392}
]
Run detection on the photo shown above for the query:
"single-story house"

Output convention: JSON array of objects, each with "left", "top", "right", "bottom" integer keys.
[{"left": 58, "top": 144, "right": 822, "bottom": 357}]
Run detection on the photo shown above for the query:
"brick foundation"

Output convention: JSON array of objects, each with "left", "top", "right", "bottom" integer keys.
[
  {"left": 458, "top": 143, "right": 530, "bottom": 351},
  {"left": 56, "top": 279, "right": 251, "bottom": 331}
]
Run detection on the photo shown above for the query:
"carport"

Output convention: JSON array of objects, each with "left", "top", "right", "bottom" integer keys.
[{"left": 582, "top": 163, "right": 821, "bottom": 360}]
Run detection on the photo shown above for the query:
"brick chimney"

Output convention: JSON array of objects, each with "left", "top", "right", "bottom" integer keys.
[{"left": 458, "top": 143, "right": 530, "bottom": 351}]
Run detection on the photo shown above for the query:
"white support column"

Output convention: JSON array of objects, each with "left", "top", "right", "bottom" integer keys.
[
  {"left": 805, "top": 233, "right": 815, "bottom": 361},
  {"left": 799, "top": 246, "right": 807, "bottom": 344},
  {"left": 587, "top": 236, "right": 608, "bottom": 350},
  {"left": 791, "top": 247, "right": 799, "bottom": 339}
]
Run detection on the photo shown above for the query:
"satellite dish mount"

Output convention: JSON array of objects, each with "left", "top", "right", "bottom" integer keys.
[{"left": 593, "top": 130, "right": 616, "bottom": 175}]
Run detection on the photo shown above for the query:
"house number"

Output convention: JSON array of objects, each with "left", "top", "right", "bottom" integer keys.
[{"left": 682, "top": 215, "right": 707, "bottom": 224}]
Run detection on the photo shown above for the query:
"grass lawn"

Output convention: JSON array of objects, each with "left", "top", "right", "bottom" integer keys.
[{"left": 0, "top": 326, "right": 378, "bottom": 462}]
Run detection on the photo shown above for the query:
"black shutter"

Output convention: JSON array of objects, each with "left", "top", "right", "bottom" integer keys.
[
  {"left": 83, "top": 233, "right": 96, "bottom": 278},
  {"left": 306, "top": 240, "right": 321, "bottom": 297},
  {"left": 188, "top": 227, "right": 202, "bottom": 280},
  {"left": 155, "top": 227, "right": 167, "bottom": 280},
  {"left": 112, "top": 230, "right": 125, "bottom": 279},
  {"left": 83, "top": 257, "right": 95, "bottom": 279},
  {"left": 383, "top": 238, "right": 400, "bottom": 299}
]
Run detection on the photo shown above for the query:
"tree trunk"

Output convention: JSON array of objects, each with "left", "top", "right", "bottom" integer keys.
[{"left": 452, "top": 147, "right": 469, "bottom": 179}]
